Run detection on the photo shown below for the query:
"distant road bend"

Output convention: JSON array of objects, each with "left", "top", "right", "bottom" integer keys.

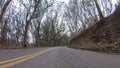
[{"left": 0, "top": 47, "right": 120, "bottom": 68}]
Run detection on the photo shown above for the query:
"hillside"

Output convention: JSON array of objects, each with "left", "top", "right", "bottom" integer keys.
[{"left": 69, "top": 6, "right": 120, "bottom": 54}]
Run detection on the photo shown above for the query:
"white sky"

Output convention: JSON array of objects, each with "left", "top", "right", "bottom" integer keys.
[
  {"left": 58, "top": 0, "right": 69, "bottom": 4},
  {"left": 58, "top": 0, "right": 117, "bottom": 4},
  {"left": 112, "top": 0, "right": 117, "bottom": 4}
]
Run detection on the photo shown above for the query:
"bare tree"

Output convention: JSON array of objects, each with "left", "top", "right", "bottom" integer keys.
[
  {"left": 94, "top": 0, "right": 104, "bottom": 20},
  {"left": 22, "top": 0, "right": 55, "bottom": 47},
  {"left": 64, "top": 0, "right": 114, "bottom": 38},
  {"left": 0, "top": 0, "right": 12, "bottom": 22},
  {"left": 41, "top": 10, "right": 65, "bottom": 46}
]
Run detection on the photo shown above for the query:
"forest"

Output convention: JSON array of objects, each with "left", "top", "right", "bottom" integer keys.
[{"left": 0, "top": 0, "right": 120, "bottom": 50}]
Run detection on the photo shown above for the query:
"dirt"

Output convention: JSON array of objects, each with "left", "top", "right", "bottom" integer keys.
[{"left": 69, "top": 6, "right": 120, "bottom": 53}]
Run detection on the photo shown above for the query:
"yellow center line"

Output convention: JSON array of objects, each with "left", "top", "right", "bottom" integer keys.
[{"left": 0, "top": 48, "right": 54, "bottom": 68}]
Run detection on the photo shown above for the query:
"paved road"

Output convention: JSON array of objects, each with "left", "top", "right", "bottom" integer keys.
[{"left": 0, "top": 47, "right": 120, "bottom": 68}]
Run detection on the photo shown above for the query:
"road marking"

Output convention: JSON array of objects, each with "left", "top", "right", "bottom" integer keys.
[{"left": 0, "top": 48, "right": 54, "bottom": 68}]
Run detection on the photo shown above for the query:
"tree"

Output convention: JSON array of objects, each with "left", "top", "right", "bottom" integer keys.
[
  {"left": 94, "top": 0, "right": 104, "bottom": 20},
  {"left": 0, "top": 0, "right": 12, "bottom": 22},
  {"left": 22, "top": 0, "right": 55, "bottom": 47},
  {"left": 41, "top": 10, "right": 65, "bottom": 46},
  {"left": 64, "top": 0, "right": 114, "bottom": 38},
  {"left": 0, "top": 0, "right": 14, "bottom": 47}
]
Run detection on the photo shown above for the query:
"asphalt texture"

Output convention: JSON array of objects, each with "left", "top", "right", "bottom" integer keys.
[{"left": 0, "top": 47, "right": 120, "bottom": 68}]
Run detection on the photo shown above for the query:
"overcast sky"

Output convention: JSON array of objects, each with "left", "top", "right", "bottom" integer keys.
[
  {"left": 58, "top": 0, "right": 117, "bottom": 4},
  {"left": 58, "top": 0, "right": 69, "bottom": 3}
]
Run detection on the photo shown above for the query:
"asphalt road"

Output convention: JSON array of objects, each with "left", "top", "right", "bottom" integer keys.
[{"left": 0, "top": 47, "right": 120, "bottom": 68}]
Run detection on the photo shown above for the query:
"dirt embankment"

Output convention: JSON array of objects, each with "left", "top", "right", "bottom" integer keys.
[{"left": 69, "top": 6, "right": 120, "bottom": 54}]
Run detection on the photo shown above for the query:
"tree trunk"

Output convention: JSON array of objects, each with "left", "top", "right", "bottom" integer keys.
[
  {"left": 0, "top": 0, "right": 12, "bottom": 22},
  {"left": 23, "top": 20, "right": 30, "bottom": 47},
  {"left": 94, "top": 0, "right": 104, "bottom": 20},
  {"left": 0, "top": 0, "right": 12, "bottom": 47},
  {"left": 34, "top": 21, "right": 41, "bottom": 47},
  {"left": 1, "top": 20, "right": 8, "bottom": 47}
]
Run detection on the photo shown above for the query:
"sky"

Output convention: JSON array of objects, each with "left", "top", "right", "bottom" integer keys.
[
  {"left": 58, "top": 0, "right": 118, "bottom": 5},
  {"left": 58, "top": 0, "right": 69, "bottom": 4},
  {"left": 112, "top": 0, "right": 117, "bottom": 4}
]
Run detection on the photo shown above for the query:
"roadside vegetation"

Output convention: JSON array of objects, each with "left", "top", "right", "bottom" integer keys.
[
  {"left": 0, "top": 0, "right": 120, "bottom": 54},
  {"left": 68, "top": 0, "right": 120, "bottom": 54},
  {"left": 0, "top": 0, "right": 69, "bottom": 48}
]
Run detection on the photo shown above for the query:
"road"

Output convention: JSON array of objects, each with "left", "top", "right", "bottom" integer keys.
[{"left": 0, "top": 47, "right": 120, "bottom": 68}]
